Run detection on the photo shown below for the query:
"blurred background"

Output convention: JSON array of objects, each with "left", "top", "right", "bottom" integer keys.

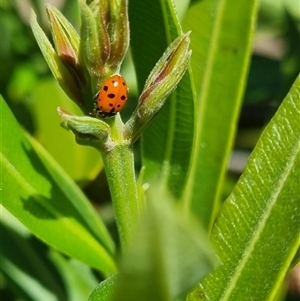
[{"left": 1, "top": 0, "right": 299, "bottom": 300}]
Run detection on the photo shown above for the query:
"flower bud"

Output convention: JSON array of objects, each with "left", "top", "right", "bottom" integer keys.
[
  {"left": 89, "top": 0, "right": 112, "bottom": 64},
  {"left": 31, "top": 10, "right": 85, "bottom": 110},
  {"left": 57, "top": 107, "right": 112, "bottom": 150},
  {"left": 31, "top": 1, "right": 130, "bottom": 116},
  {"left": 46, "top": 5, "right": 80, "bottom": 70},
  {"left": 107, "top": 0, "right": 130, "bottom": 70},
  {"left": 124, "top": 32, "right": 191, "bottom": 143},
  {"left": 79, "top": 0, "right": 129, "bottom": 91},
  {"left": 79, "top": 0, "right": 104, "bottom": 85}
]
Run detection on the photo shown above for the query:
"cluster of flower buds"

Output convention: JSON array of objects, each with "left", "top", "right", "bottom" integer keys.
[
  {"left": 31, "top": 0, "right": 129, "bottom": 115},
  {"left": 31, "top": 0, "right": 191, "bottom": 148}
]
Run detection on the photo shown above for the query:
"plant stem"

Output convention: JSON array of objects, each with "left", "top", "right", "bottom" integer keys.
[{"left": 102, "top": 116, "right": 140, "bottom": 251}]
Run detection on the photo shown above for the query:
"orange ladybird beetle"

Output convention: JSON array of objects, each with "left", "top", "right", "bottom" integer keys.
[{"left": 94, "top": 75, "right": 128, "bottom": 118}]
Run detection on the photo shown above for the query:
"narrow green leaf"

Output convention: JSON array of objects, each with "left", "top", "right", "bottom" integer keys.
[
  {"left": 1, "top": 256, "right": 58, "bottom": 301},
  {"left": 182, "top": 0, "right": 259, "bottom": 230},
  {"left": 188, "top": 75, "right": 300, "bottom": 301},
  {"left": 1, "top": 98, "right": 116, "bottom": 273},
  {"left": 1, "top": 210, "right": 66, "bottom": 301},
  {"left": 112, "top": 188, "right": 216, "bottom": 301},
  {"left": 49, "top": 252, "right": 98, "bottom": 301},
  {"left": 128, "top": 0, "right": 166, "bottom": 89},
  {"left": 129, "top": 0, "right": 196, "bottom": 199}
]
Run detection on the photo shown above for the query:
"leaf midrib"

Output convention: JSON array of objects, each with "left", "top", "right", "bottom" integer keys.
[
  {"left": 183, "top": 0, "right": 227, "bottom": 206},
  {"left": 219, "top": 137, "right": 300, "bottom": 300}
]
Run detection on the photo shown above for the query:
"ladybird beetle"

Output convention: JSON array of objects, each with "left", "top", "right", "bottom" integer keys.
[{"left": 94, "top": 75, "right": 128, "bottom": 118}]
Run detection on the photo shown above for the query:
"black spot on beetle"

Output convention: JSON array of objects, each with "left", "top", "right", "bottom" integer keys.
[
  {"left": 103, "top": 85, "right": 108, "bottom": 91},
  {"left": 120, "top": 95, "right": 126, "bottom": 100},
  {"left": 107, "top": 93, "right": 116, "bottom": 98}
]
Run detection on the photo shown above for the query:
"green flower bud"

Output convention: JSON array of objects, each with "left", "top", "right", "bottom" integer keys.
[
  {"left": 94, "top": 0, "right": 111, "bottom": 64},
  {"left": 107, "top": 0, "right": 130, "bottom": 69},
  {"left": 31, "top": 1, "right": 130, "bottom": 116},
  {"left": 31, "top": 10, "right": 85, "bottom": 110},
  {"left": 57, "top": 107, "right": 113, "bottom": 150},
  {"left": 79, "top": 0, "right": 129, "bottom": 92},
  {"left": 79, "top": 0, "right": 105, "bottom": 86},
  {"left": 140, "top": 32, "right": 191, "bottom": 105},
  {"left": 124, "top": 32, "right": 191, "bottom": 143},
  {"left": 46, "top": 5, "right": 80, "bottom": 69}
]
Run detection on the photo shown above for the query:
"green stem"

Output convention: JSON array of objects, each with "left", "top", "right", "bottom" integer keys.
[{"left": 102, "top": 116, "right": 140, "bottom": 250}]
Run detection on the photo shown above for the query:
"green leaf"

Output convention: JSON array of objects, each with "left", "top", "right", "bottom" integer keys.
[
  {"left": 1, "top": 98, "right": 116, "bottom": 273},
  {"left": 88, "top": 274, "right": 117, "bottom": 301},
  {"left": 1, "top": 209, "right": 66, "bottom": 301},
  {"left": 49, "top": 252, "right": 99, "bottom": 301},
  {"left": 31, "top": 79, "right": 103, "bottom": 184},
  {"left": 182, "top": 0, "right": 259, "bottom": 230},
  {"left": 1, "top": 256, "right": 59, "bottom": 301},
  {"left": 112, "top": 187, "right": 216, "bottom": 301},
  {"left": 129, "top": 0, "right": 196, "bottom": 199},
  {"left": 188, "top": 75, "right": 300, "bottom": 301}
]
